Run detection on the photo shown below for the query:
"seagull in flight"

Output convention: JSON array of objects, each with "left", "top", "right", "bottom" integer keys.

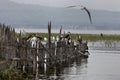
[{"left": 66, "top": 5, "right": 92, "bottom": 24}]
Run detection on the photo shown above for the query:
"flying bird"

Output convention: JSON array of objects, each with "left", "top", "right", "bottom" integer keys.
[
  {"left": 66, "top": 5, "right": 92, "bottom": 24},
  {"left": 66, "top": 5, "right": 81, "bottom": 8}
]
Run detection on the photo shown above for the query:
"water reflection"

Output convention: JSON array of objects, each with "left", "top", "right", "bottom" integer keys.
[
  {"left": 37, "top": 41, "right": 120, "bottom": 80},
  {"left": 38, "top": 58, "right": 88, "bottom": 80}
]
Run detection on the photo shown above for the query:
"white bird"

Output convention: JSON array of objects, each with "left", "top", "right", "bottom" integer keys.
[
  {"left": 56, "top": 36, "right": 59, "bottom": 41},
  {"left": 51, "top": 36, "right": 55, "bottom": 42},
  {"left": 30, "top": 36, "right": 38, "bottom": 47},
  {"left": 44, "top": 37, "right": 48, "bottom": 42},
  {"left": 66, "top": 5, "right": 92, "bottom": 24}
]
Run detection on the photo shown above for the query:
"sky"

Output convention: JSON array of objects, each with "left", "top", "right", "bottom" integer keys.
[{"left": 10, "top": 0, "right": 120, "bottom": 12}]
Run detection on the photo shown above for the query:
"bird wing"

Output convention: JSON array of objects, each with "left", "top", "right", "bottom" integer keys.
[
  {"left": 82, "top": 7, "right": 92, "bottom": 24},
  {"left": 66, "top": 5, "right": 82, "bottom": 8},
  {"left": 66, "top": 5, "right": 77, "bottom": 8},
  {"left": 66, "top": 5, "right": 92, "bottom": 24}
]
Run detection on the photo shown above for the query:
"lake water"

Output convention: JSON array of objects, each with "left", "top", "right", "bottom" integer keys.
[
  {"left": 15, "top": 28, "right": 120, "bottom": 35},
  {"left": 38, "top": 41, "right": 120, "bottom": 80}
]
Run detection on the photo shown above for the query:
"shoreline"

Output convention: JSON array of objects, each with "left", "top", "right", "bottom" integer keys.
[{"left": 15, "top": 28, "right": 120, "bottom": 35}]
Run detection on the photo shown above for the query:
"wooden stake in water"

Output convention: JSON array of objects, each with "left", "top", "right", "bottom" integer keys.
[{"left": 35, "top": 39, "right": 39, "bottom": 80}]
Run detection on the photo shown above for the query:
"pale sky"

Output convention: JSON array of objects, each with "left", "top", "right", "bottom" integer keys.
[{"left": 11, "top": 0, "right": 120, "bottom": 12}]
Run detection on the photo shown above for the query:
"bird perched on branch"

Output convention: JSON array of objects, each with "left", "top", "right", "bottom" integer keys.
[{"left": 66, "top": 5, "right": 92, "bottom": 24}]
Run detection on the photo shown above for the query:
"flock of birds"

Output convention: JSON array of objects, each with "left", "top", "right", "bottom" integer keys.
[{"left": 26, "top": 32, "right": 73, "bottom": 48}]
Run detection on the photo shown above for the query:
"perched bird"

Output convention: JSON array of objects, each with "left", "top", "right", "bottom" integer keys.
[
  {"left": 64, "top": 32, "right": 70, "bottom": 38},
  {"left": 66, "top": 5, "right": 92, "bottom": 24}
]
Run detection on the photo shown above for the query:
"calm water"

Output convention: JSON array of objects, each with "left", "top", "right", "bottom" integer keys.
[
  {"left": 15, "top": 28, "right": 120, "bottom": 35},
  {"left": 38, "top": 41, "right": 120, "bottom": 80}
]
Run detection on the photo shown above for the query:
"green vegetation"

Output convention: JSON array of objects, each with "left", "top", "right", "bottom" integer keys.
[
  {"left": 0, "top": 54, "right": 2, "bottom": 62},
  {"left": 0, "top": 65, "right": 34, "bottom": 80},
  {"left": 0, "top": 66, "right": 21, "bottom": 80},
  {"left": 21, "top": 32, "right": 120, "bottom": 41}
]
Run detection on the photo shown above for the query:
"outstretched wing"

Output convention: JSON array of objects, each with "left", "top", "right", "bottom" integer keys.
[
  {"left": 82, "top": 7, "right": 92, "bottom": 24},
  {"left": 66, "top": 5, "right": 77, "bottom": 8},
  {"left": 66, "top": 5, "right": 81, "bottom": 8},
  {"left": 66, "top": 5, "right": 92, "bottom": 24}
]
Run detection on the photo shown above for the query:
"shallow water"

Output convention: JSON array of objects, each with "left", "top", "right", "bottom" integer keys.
[{"left": 38, "top": 42, "right": 120, "bottom": 80}]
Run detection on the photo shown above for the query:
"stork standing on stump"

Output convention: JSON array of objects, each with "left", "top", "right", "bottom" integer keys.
[
  {"left": 66, "top": 5, "right": 92, "bottom": 24},
  {"left": 64, "top": 32, "right": 72, "bottom": 45}
]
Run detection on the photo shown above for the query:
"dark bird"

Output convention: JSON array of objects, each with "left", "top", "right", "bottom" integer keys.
[
  {"left": 66, "top": 5, "right": 92, "bottom": 24},
  {"left": 64, "top": 32, "right": 71, "bottom": 39}
]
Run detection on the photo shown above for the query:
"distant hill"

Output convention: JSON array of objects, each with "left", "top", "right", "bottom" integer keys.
[{"left": 0, "top": 0, "right": 120, "bottom": 30}]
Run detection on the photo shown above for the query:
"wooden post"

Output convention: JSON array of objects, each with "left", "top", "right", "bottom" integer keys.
[
  {"left": 48, "top": 21, "right": 52, "bottom": 60},
  {"left": 59, "top": 26, "right": 62, "bottom": 36},
  {"left": 35, "top": 38, "right": 39, "bottom": 80},
  {"left": 59, "top": 26, "right": 62, "bottom": 41},
  {"left": 48, "top": 21, "right": 51, "bottom": 48}
]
